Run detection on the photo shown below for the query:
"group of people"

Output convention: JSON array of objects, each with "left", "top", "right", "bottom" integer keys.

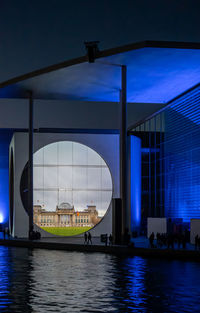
[
  {"left": 84, "top": 232, "right": 113, "bottom": 246},
  {"left": 102, "top": 234, "right": 113, "bottom": 246},
  {"left": 149, "top": 232, "right": 188, "bottom": 249},
  {"left": 84, "top": 232, "right": 92, "bottom": 245}
]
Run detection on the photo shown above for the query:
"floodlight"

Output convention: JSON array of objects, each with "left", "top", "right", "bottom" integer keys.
[{"left": 84, "top": 41, "right": 100, "bottom": 63}]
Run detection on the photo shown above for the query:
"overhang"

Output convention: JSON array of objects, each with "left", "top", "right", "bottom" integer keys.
[{"left": 0, "top": 41, "right": 200, "bottom": 103}]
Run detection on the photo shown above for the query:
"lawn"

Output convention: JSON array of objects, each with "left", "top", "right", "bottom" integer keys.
[{"left": 41, "top": 226, "right": 92, "bottom": 236}]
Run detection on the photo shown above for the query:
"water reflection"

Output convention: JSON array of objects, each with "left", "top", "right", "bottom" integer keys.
[
  {"left": 0, "top": 246, "right": 34, "bottom": 313},
  {"left": 0, "top": 247, "right": 11, "bottom": 310},
  {"left": 0, "top": 247, "right": 200, "bottom": 312}
]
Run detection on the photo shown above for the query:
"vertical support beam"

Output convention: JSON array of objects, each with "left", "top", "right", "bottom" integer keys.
[
  {"left": 149, "top": 121, "right": 151, "bottom": 217},
  {"left": 28, "top": 91, "right": 34, "bottom": 239},
  {"left": 130, "top": 135, "right": 141, "bottom": 233},
  {"left": 120, "top": 65, "right": 127, "bottom": 240},
  {"left": 154, "top": 117, "right": 157, "bottom": 217}
]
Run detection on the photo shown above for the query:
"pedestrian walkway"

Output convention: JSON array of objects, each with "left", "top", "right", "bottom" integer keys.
[
  {"left": 0, "top": 232, "right": 196, "bottom": 250},
  {"left": 132, "top": 236, "right": 195, "bottom": 250},
  {"left": 0, "top": 233, "right": 200, "bottom": 261}
]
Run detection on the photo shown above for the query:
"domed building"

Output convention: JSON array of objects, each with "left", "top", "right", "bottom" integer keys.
[
  {"left": 57, "top": 202, "right": 74, "bottom": 210},
  {"left": 33, "top": 203, "right": 101, "bottom": 228}
]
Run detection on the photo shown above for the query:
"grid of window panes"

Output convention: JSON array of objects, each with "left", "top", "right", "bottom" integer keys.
[
  {"left": 131, "top": 113, "right": 165, "bottom": 221},
  {"left": 164, "top": 86, "right": 200, "bottom": 222},
  {"left": 33, "top": 141, "right": 113, "bottom": 217},
  {"left": 131, "top": 84, "right": 200, "bottom": 223}
]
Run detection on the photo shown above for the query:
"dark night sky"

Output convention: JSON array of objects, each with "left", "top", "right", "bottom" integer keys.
[{"left": 0, "top": 0, "right": 200, "bottom": 81}]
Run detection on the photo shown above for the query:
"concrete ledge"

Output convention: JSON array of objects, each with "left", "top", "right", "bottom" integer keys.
[{"left": 0, "top": 239, "right": 200, "bottom": 261}]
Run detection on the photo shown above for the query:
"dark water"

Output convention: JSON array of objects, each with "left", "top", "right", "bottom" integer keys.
[{"left": 0, "top": 247, "right": 200, "bottom": 313}]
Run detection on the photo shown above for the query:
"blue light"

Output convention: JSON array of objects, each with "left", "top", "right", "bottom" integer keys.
[
  {"left": 130, "top": 135, "right": 141, "bottom": 232},
  {"left": 72, "top": 47, "right": 200, "bottom": 103},
  {"left": 105, "top": 47, "right": 200, "bottom": 103},
  {"left": 0, "top": 213, "right": 3, "bottom": 223},
  {"left": 0, "top": 131, "right": 13, "bottom": 226},
  {"left": 0, "top": 247, "right": 12, "bottom": 309},
  {"left": 1, "top": 47, "right": 200, "bottom": 104},
  {"left": 164, "top": 85, "right": 200, "bottom": 222}
]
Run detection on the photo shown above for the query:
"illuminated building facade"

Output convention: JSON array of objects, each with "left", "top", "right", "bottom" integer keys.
[
  {"left": 34, "top": 203, "right": 101, "bottom": 228},
  {"left": 0, "top": 41, "right": 200, "bottom": 238},
  {"left": 130, "top": 84, "right": 200, "bottom": 225}
]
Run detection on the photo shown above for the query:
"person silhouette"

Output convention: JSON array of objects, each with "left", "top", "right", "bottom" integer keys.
[
  {"left": 84, "top": 232, "right": 88, "bottom": 245},
  {"left": 109, "top": 234, "right": 113, "bottom": 246},
  {"left": 105, "top": 234, "right": 108, "bottom": 246},
  {"left": 88, "top": 232, "right": 92, "bottom": 245},
  {"left": 149, "top": 232, "right": 155, "bottom": 248},
  {"left": 195, "top": 234, "right": 199, "bottom": 250}
]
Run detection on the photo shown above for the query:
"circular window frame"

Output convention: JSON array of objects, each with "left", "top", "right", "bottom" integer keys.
[{"left": 20, "top": 140, "right": 114, "bottom": 236}]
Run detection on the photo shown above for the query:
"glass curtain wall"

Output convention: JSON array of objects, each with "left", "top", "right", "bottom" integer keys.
[
  {"left": 131, "top": 85, "right": 200, "bottom": 224},
  {"left": 33, "top": 141, "right": 113, "bottom": 217},
  {"left": 131, "top": 114, "right": 165, "bottom": 224}
]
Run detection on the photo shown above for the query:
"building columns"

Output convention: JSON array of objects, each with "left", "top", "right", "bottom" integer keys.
[
  {"left": 120, "top": 65, "right": 127, "bottom": 241},
  {"left": 28, "top": 92, "right": 34, "bottom": 239}
]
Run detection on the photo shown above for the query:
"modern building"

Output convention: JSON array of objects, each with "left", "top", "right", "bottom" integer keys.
[
  {"left": 34, "top": 203, "right": 101, "bottom": 228},
  {"left": 0, "top": 40, "right": 200, "bottom": 239}
]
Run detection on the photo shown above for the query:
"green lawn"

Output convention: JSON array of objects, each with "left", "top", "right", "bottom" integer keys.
[{"left": 41, "top": 226, "right": 92, "bottom": 236}]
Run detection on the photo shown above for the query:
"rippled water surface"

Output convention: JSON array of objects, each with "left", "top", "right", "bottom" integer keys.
[{"left": 0, "top": 246, "right": 200, "bottom": 312}]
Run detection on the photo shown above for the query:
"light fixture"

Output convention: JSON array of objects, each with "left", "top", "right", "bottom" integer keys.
[{"left": 84, "top": 41, "right": 100, "bottom": 63}]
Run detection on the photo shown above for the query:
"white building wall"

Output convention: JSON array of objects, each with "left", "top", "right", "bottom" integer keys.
[
  {"left": 147, "top": 218, "right": 167, "bottom": 238},
  {"left": 10, "top": 132, "right": 120, "bottom": 238},
  {"left": 0, "top": 99, "right": 164, "bottom": 130},
  {"left": 190, "top": 219, "right": 200, "bottom": 244}
]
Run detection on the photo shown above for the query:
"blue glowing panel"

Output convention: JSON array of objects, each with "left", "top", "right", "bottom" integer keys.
[
  {"left": 168, "top": 85, "right": 200, "bottom": 126},
  {"left": 1, "top": 47, "right": 200, "bottom": 104},
  {"left": 0, "top": 131, "right": 13, "bottom": 225},
  {"left": 130, "top": 135, "right": 141, "bottom": 231},
  {"left": 104, "top": 48, "right": 200, "bottom": 103},
  {"left": 164, "top": 86, "right": 200, "bottom": 222}
]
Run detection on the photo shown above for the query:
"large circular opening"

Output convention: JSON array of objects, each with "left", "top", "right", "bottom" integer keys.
[{"left": 21, "top": 141, "right": 113, "bottom": 236}]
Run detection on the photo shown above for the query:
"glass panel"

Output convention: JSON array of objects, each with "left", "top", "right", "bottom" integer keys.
[
  {"left": 101, "top": 190, "right": 112, "bottom": 216},
  {"left": 73, "top": 167, "right": 87, "bottom": 189},
  {"left": 87, "top": 147, "right": 101, "bottom": 165},
  {"left": 88, "top": 168, "right": 101, "bottom": 189},
  {"left": 43, "top": 191, "right": 58, "bottom": 211},
  {"left": 33, "top": 167, "right": 43, "bottom": 189},
  {"left": 73, "top": 191, "right": 88, "bottom": 210},
  {"left": 86, "top": 190, "right": 101, "bottom": 213},
  {"left": 101, "top": 168, "right": 112, "bottom": 189},
  {"left": 34, "top": 148, "right": 43, "bottom": 165},
  {"left": 73, "top": 142, "right": 87, "bottom": 165},
  {"left": 58, "top": 166, "right": 72, "bottom": 189},
  {"left": 58, "top": 141, "right": 73, "bottom": 165},
  {"left": 44, "top": 167, "right": 57, "bottom": 188},
  {"left": 44, "top": 142, "right": 58, "bottom": 165},
  {"left": 58, "top": 190, "right": 73, "bottom": 206},
  {"left": 34, "top": 190, "right": 44, "bottom": 207}
]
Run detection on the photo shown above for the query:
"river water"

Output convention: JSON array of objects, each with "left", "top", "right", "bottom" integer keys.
[{"left": 0, "top": 246, "right": 200, "bottom": 312}]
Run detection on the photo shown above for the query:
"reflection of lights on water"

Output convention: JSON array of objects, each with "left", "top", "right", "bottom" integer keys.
[{"left": 0, "top": 213, "right": 3, "bottom": 223}]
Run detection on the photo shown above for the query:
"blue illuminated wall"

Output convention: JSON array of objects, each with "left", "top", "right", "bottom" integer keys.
[
  {"left": 0, "top": 131, "right": 13, "bottom": 225},
  {"left": 164, "top": 86, "right": 200, "bottom": 222},
  {"left": 132, "top": 84, "right": 200, "bottom": 224},
  {"left": 130, "top": 135, "right": 141, "bottom": 232}
]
